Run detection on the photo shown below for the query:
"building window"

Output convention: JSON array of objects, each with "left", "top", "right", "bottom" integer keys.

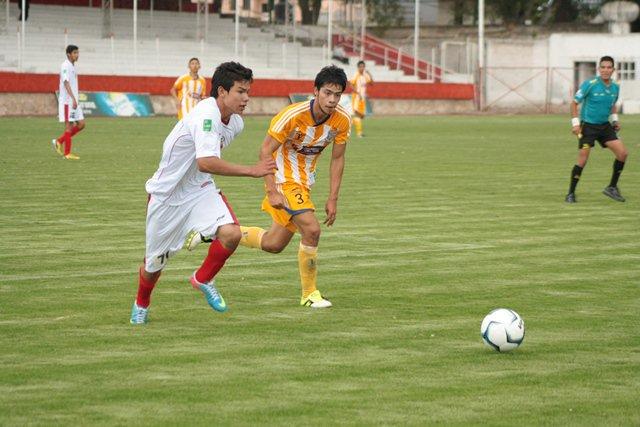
[{"left": 617, "top": 61, "right": 636, "bottom": 80}]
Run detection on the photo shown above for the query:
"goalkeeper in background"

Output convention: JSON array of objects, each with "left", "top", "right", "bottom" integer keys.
[{"left": 566, "top": 55, "right": 628, "bottom": 203}]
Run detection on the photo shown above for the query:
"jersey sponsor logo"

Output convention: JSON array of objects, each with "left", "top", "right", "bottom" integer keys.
[
  {"left": 292, "top": 144, "right": 326, "bottom": 155},
  {"left": 287, "top": 130, "right": 305, "bottom": 143},
  {"left": 203, "top": 119, "right": 212, "bottom": 131}
]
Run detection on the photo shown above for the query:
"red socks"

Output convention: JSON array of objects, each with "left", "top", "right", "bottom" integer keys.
[
  {"left": 195, "top": 240, "right": 234, "bottom": 284},
  {"left": 56, "top": 126, "right": 81, "bottom": 156},
  {"left": 136, "top": 268, "right": 159, "bottom": 308},
  {"left": 56, "top": 131, "right": 72, "bottom": 155}
]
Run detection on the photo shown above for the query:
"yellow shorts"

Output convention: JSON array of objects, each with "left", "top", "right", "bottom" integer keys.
[
  {"left": 261, "top": 183, "right": 315, "bottom": 233},
  {"left": 352, "top": 94, "right": 366, "bottom": 116}
]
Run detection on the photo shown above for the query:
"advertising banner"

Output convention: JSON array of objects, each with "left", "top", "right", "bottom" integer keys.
[{"left": 56, "top": 91, "right": 155, "bottom": 117}]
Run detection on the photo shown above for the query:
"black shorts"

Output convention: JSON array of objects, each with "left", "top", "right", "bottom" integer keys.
[{"left": 579, "top": 122, "right": 618, "bottom": 149}]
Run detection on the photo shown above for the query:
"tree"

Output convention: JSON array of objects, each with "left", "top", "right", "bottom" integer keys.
[
  {"left": 298, "top": 0, "right": 322, "bottom": 25},
  {"left": 366, "top": 0, "right": 403, "bottom": 30},
  {"left": 629, "top": 0, "right": 640, "bottom": 32},
  {"left": 487, "top": 0, "right": 545, "bottom": 25},
  {"left": 450, "top": 0, "right": 476, "bottom": 25}
]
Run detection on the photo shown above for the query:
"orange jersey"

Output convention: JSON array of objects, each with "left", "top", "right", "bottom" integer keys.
[
  {"left": 350, "top": 71, "right": 372, "bottom": 98},
  {"left": 268, "top": 100, "right": 351, "bottom": 188},
  {"left": 173, "top": 73, "right": 206, "bottom": 119}
]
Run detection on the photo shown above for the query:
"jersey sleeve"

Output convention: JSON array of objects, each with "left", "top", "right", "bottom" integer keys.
[
  {"left": 173, "top": 75, "right": 184, "bottom": 90},
  {"left": 267, "top": 108, "right": 294, "bottom": 144},
  {"left": 61, "top": 63, "right": 70, "bottom": 82},
  {"left": 573, "top": 80, "right": 591, "bottom": 104},
  {"left": 334, "top": 114, "right": 351, "bottom": 145},
  {"left": 188, "top": 112, "right": 222, "bottom": 159}
]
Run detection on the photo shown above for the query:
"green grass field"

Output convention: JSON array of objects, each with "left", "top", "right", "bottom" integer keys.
[{"left": 1, "top": 114, "right": 639, "bottom": 425}]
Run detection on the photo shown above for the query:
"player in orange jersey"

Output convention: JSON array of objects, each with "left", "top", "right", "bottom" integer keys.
[
  {"left": 350, "top": 60, "right": 373, "bottom": 137},
  {"left": 187, "top": 65, "right": 351, "bottom": 308},
  {"left": 171, "top": 57, "right": 207, "bottom": 120}
]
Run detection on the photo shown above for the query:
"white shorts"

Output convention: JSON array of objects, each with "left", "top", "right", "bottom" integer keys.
[
  {"left": 144, "top": 190, "right": 238, "bottom": 273},
  {"left": 58, "top": 102, "right": 85, "bottom": 123}
]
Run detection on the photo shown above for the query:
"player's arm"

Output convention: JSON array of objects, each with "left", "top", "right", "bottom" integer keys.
[
  {"left": 324, "top": 142, "right": 346, "bottom": 227},
  {"left": 170, "top": 85, "right": 181, "bottom": 109},
  {"left": 610, "top": 102, "right": 620, "bottom": 131},
  {"left": 196, "top": 155, "right": 275, "bottom": 178},
  {"left": 64, "top": 80, "right": 77, "bottom": 109},
  {"left": 260, "top": 135, "right": 286, "bottom": 209},
  {"left": 570, "top": 101, "right": 581, "bottom": 136}
]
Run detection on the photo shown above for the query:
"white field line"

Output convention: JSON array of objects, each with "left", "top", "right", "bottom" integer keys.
[{"left": 0, "top": 243, "right": 493, "bottom": 282}]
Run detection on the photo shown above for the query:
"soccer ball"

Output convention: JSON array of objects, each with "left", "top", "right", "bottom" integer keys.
[{"left": 480, "top": 308, "right": 525, "bottom": 352}]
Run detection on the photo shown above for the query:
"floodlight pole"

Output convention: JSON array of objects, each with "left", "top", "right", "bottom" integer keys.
[
  {"left": 413, "top": 0, "right": 419, "bottom": 77},
  {"left": 360, "top": 0, "right": 365, "bottom": 58},
  {"left": 327, "top": 0, "right": 332, "bottom": 64},
  {"left": 20, "top": 0, "right": 25, "bottom": 61},
  {"left": 133, "top": 0, "right": 138, "bottom": 73},
  {"left": 234, "top": 0, "right": 239, "bottom": 59},
  {"left": 478, "top": 0, "right": 484, "bottom": 110}
]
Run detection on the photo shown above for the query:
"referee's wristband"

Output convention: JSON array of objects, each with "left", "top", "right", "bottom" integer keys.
[
  {"left": 609, "top": 114, "right": 619, "bottom": 123},
  {"left": 571, "top": 117, "right": 580, "bottom": 127}
]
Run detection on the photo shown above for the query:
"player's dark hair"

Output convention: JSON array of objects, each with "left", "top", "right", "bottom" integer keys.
[
  {"left": 66, "top": 45, "right": 79, "bottom": 55},
  {"left": 314, "top": 65, "right": 347, "bottom": 92},
  {"left": 600, "top": 56, "right": 615, "bottom": 66},
  {"left": 357, "top": 60, "right": 365, "bottom": 67},
  {"left": 189, "top": 57, "right": 200, "bottom": 64},
  {"left": 210, "top": 62, "right": 253, "bottom": 99}
]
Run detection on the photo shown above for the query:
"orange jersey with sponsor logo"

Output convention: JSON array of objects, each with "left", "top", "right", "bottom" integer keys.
[
  {"left": 268, "top": 100, "right": 351, "bottom": 188},
  {"left": 173, "top": 73, "right": 206, "bottom": 119}
]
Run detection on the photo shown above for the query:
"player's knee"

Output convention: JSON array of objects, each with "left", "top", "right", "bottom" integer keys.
[
  {"left": 301, "top": 226, "right": 321, "bottom": 246},
  {"left": 261, "top": 239, "right": 287, "bottom": 254},
  {"left": 77, "top": 122, "right": 85, "bottom": 130},
  {"left": 216, "top": 225, "right": 241, "bottom": 248},
  {"left": 619, "top": 148, "right": 628, "bottom": 161}
]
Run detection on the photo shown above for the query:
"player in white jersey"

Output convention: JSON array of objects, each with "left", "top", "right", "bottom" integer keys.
[
  {"left": 130, "top": 62, "right": 276, "bottom": 325},
  {"left": 51, "top": 45, "right": 85, "bottom": 160}
]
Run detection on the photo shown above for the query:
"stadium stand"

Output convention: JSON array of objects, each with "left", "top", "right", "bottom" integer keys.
[{"left": 0, "top": 3, "right": 422, "bottom": 81}]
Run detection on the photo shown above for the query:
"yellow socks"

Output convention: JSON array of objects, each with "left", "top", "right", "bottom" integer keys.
[
  {"left": 353, "top": 117, "right": 363, "bottom": 136},
  {"left": 298, "top": 243, "right": 318, "bottom": 298},
  {"left": 239, "top": 226, "right": 265, "bottom": 249}
]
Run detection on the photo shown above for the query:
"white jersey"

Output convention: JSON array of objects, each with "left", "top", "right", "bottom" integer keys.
[
  {"left": 145, "top": 97, "right": 244, "bottom": 205},
  {"left": 59, "top": 59, "right": 78, "bottom": 105}
]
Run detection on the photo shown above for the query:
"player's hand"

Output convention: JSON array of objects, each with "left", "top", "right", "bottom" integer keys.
[
  {"left": 612, "top": 121, "right": 621, "bottom": 132},
  {"left": 267, "top": 190, "right": 286, "bottom": 210},
  {"left": 72, "top": 99, "right": 78, "bottom": 109},
  {"left": 571, "top": 125, "right": 581, "bottom": 136},
  {"left": 324, "top": 198, "right": 337, "bottom": 227},
  {"left": 175, "top": 100, "right": 181, "bottom": 110},
  {"left": 250, "top": 158, "right": 277, "bottom": 178}
]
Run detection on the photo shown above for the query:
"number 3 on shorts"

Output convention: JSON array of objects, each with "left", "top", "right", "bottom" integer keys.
[{"left": 295, "top": 193, "right": 304, "bottom": 204}]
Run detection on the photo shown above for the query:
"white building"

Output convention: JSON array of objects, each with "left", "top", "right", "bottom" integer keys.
[{"left": 484, "top": 33, "right": 640, "bottom": 113}]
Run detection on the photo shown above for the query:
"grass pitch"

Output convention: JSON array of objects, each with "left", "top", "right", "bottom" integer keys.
[{"left": 0, "top": 114, "right": 639, "bottom": 425}]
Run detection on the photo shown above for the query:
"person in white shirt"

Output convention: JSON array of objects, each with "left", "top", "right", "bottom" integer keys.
[
  {"left": 52, "top": 45, "right": 85, "bottom": 160},
  {"left": 130, "top": 62, "right": 276, "bottom": 325}
]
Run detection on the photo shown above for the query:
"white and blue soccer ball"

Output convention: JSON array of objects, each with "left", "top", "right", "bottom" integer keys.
[{"left": 480, "top": 308, "right": 525, "bottom": 352}]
